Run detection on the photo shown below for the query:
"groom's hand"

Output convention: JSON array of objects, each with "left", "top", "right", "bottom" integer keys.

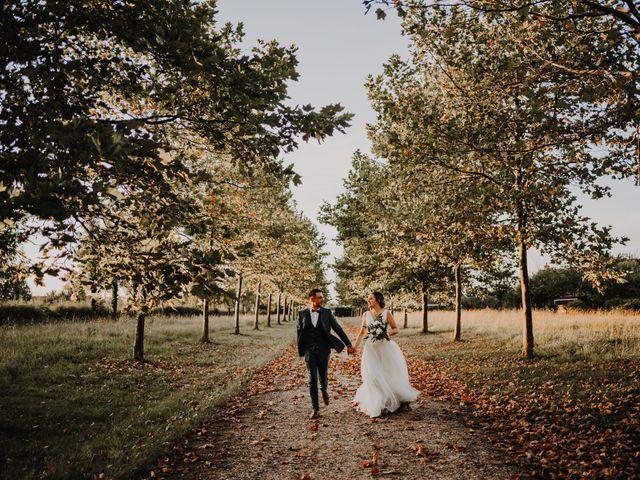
[{"left": 347, "top": 346, "right": 355, "bottom": 355}]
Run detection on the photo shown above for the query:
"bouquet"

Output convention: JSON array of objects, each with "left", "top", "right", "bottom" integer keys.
[{"left": 367, "top": 312, "right": 388, "bottom": 342}]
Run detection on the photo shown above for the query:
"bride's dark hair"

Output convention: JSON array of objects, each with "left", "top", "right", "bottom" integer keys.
[{"left": 372, "top": 291, "right": 385, "bottom": 308}]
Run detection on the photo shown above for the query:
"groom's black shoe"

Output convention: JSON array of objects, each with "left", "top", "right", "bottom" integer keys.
[
  {"left": 310, "top": 409, "right": 320, "bottom": 419},
  {"left": 321, "top": 390, "right": 330, "bottom": 406}
]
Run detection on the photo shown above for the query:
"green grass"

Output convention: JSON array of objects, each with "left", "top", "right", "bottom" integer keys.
[{"left": 0, "top": 314, "right": 295, "bottom": 479}]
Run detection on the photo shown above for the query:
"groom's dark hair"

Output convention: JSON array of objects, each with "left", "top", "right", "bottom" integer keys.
[{"left": 307, "top": 288, "right": 323, "bottom": 298}]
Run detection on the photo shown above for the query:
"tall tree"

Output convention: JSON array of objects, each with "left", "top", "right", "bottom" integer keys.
[
  {"left": 366, "top": 7, "right": 629, "bottom": 357},
  {"left": 320, "top": 151, "right": 451, "bottom": 331},
  {"left": 1, "top": 0, "right": 352, "bottom": 281},
  {"left": 377, "top": 160, "right": 513, "bottom": 340}
]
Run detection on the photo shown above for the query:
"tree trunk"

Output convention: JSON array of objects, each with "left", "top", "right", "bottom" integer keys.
[
  {"left": 283, "top": 297, "right": 288, "bottom": 322},
  {"left": 201, "top": 298, "right": 210, "bottom": 343},
  {"left": 133, "top": 312, "right": 146, "bottom": 362},
  {"left": 234, "top": 273, "right": 243, "bottom": 335},
  {"left": 276, "top": 292, "right": 282, "bottom": 325},
  {"left": 111, "top": 279, "right": 118, "bottom": 321},
  {"left": 266, "top": 293, "right": 272, "bottom": 327},
  {"left": 403, "top": 308, "right": 408, "bottom": 329},
  {"left": 519, "top": 238, "right": 534, "bottom": 358},
  {"left": 420, "top": 286, "right": 428, "bottom": 334},
  {"left": 453, "top": 263, "right": 462, "bottom": 342},
  {"left": 284, "top": 298, "right": 289, "bottom": 322},
  {"left": 289, "top": 299, "right": 294, "bottom": 322},
  {"left": 253, "top": 281, "right": 261, "bottom": 330}
]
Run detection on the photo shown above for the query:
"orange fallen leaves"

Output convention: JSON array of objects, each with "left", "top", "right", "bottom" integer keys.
[
  {"left": 360, "top": 450, "right": 379, "bottom": 468},
  {"left": 404, "top": 348, "right": 640, "bottom": 479}
]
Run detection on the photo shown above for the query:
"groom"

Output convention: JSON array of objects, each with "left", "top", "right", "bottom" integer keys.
[{"left": 297, "top": 288, "right": 355, "bottom": 419}]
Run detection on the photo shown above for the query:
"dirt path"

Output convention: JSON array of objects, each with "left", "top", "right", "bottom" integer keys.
[{"left": 142, "top": 342, "right": 518, "bottom": 480}]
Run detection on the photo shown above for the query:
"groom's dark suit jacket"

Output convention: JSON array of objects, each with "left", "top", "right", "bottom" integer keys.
[{"left": 296, "top": 307, "right": 352, "bottom": 357}]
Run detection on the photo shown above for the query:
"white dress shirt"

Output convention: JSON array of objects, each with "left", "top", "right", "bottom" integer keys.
[{"left": 310, "top": 308, "right": 320, "bottom": 327}]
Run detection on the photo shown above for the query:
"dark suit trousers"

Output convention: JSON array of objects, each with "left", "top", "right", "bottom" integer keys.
[{"left": 304, "top": 348, "right": 330, "bottom": 410}]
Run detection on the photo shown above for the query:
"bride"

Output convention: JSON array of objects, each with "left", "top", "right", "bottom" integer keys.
[{"left": 352, "top": 291, "right": 420, "bottom": 418}]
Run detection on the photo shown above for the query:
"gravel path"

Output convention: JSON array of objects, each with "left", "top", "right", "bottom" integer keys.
[{"left": 142, "top": 341, "right": 518, "bottom": 480}]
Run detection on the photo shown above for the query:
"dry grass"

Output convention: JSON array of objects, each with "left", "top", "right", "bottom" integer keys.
[{"left": 398, "top": 308, "right": 640, "bottom": 360}]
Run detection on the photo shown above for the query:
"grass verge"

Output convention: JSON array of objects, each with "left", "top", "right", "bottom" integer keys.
[
  {"left": 0, "top": 314, "right": 295, "bottom": 479},
  {"left": 385, "top": 309, "right": 640, "bottom": 479}
]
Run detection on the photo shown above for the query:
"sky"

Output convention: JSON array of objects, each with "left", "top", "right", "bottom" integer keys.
[
  {"left": 215, "top": 0, "right": 412, "bottom": 296},
  {"left": 216, "top": 0, "right": 640, "bottom": 292},
  {"left": 28, "top": 0, "right": 640, "bottom": 295}
]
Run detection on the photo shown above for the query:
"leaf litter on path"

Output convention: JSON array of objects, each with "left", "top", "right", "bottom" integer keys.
[{"left": 138, "top": 333, "right": 518, "bottom": 480}]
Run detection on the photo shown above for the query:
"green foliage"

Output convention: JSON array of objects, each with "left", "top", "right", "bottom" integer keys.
[
  {"left": 216, "top": 162, "right": 330, "bottom": 304},
  {"left": 0, "top": 304, "right": 44, "bottom": 324},
  {"left": 529, "top": 267, "right": 586, "bottom": 308},
  {"left": 0, "top": 276, "right": 30, "bottom": 302},
  {"left": 0, "top": 228, "right": 31, "bottom": 301},
  {"left": 529, "top": 256, "right": 640, "bottom": 308},
  {"left": 1, "top": 0, "right": 351, "bottom": 304},
  {"left": 566, "top": 299, "right": 591, "bottom": 311},
  {"left": 621, "top": 298, "right": 640, "bottom": 311},
  {"left": 361, "top": 2, "right": 637, "bottom": 355},
  {"left": 0, "top": 302, "right": 110, "bottom": 325},
  {"left": 1, "top": 0, "right": 352, "bottom": 228},
  {"left": 148, "top": 305, "right": 202, "bottom": 317},
  {"left": 603, "top": 297, "right": 629, "bottom": 309}
]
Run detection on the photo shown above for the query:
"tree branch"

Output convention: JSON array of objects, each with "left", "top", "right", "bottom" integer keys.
[{"left": 580, "top": 0, "right": 640, "bottom": 31}]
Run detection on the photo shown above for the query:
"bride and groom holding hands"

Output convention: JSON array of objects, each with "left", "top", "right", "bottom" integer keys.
[{"left": 297, "top": 288, "right": 419, "bottom": 420}]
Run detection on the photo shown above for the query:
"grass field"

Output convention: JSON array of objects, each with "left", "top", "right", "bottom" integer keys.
[
  {"left": 0, "top": 314, "right": 295, "bottom": 480},
  {"left": 398, "top": 308, "right": 640, "bottom": 359},
  {"left": 2, "top": 308, "right": 638, "bottom": 479},
  {"left": 383, "top": 308, "right": 640, "bottom": 478}
]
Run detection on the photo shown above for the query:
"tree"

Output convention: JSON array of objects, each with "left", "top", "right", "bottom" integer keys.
[
  {"left": 1, "top": 0, "right": 352, "bottom": 281},
  {"left": 214, "top": 162, "right": 328, "bottom": 334},
  {"left": 366, "top": 8, "right": 629, "bottom": 357},
  {"left": 0, "top": 227, "right": 31, "bottom": 301},
  {"left": 320, "top": 151, "right": 452, "bottom": 333},
  {"left": 529, "top": 255, "right": 640, "bottom": 307},
  {"left": 370, "top": 155, "right": 513, "bottom": 340},
  {"left": 365, "top": 0, "right": 639, "bottom": 152},
  {"left": 68, "top": 191, "right": 202, "bottom": 361}
]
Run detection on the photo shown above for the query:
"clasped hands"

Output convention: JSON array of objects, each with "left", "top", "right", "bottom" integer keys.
[{"left": 347, "top": 345, "right": 356, "bottom": 355}]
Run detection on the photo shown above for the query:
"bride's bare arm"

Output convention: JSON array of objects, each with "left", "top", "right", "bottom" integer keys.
[
  {"left": 386, "top": 312, "right": 399, "bottom": 337},
  {"left": 353, "top": 314, "right": 367, "bottom": 350}
]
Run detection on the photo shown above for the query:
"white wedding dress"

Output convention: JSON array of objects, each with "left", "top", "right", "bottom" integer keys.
[{"left": 353, "top": 309, "right": 420, "bottom": 417}]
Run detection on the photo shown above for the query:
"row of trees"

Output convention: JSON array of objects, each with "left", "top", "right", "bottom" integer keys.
[
  {"left": 1, "top": 1, "right": 350, "bottom": 360},
  {"left": 322, "top": 0, "right": 638, "bottom": 357},
  {"left": 527, "top": 256, "right": 640, "bottom": 309},
  {"left": 422, "top": 255, "right": 640, "bottom": 310}
]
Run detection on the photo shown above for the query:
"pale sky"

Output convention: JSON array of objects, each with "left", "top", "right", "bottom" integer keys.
[
  {"left": 216, "top": 0, "right": 640, "bottom": 291},
  {"left": 28, "top": 0, "right": 640, "bottom": 295}
]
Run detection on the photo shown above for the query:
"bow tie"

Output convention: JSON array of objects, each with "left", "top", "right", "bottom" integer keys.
[{"left": 311, "top": 309, "right": 320, "bottom": 313}]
